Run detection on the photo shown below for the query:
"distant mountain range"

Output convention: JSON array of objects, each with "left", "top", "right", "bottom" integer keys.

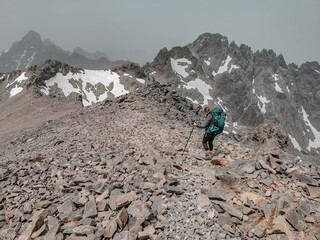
[{"left": 0, "top": 30, "right": 125, "bottom": 73}]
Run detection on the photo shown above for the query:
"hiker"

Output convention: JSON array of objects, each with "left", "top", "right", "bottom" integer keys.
[{"left": 194, "top": 106, "right": 225, "bottom": 159}]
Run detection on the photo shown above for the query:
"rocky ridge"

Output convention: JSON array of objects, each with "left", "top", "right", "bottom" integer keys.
[
  {"left": 1, "top": 82, "right": 320, "bottom": 240},
  {"left": 142, "top": 32, "right": 320, "bottom": 155},
  {"left": 0, "top": 60, "right": 151, "bottom": 141}
]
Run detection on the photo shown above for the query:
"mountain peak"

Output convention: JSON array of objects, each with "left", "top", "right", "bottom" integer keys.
[
  {"left": 0, "top": 31, "right": 121, "bottom": 72},
  {"left": 22, "top": 30, "right": 42, "bottom": 43},
  {"left": 193, "top": 32, "right": 228, "bottom": 45},
  {"left": 189, "top": 32, "right": 229, "bottom": 52}
]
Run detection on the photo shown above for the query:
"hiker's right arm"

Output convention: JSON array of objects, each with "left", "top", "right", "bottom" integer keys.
[{"left": 196, "top": 114, "right": 212, "bottom": 128}]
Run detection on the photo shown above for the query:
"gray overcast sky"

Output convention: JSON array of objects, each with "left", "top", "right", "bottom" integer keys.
[{"left": 0, "top": 0, "right": 319, "bottom": 65}]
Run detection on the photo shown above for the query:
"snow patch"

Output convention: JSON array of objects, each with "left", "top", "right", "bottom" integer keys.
[
  {"left": 286, "top": 85, "right": 290, "bottom": 93},
  {"left": 15, "top": 72, "right": 28, "bottom": 83},
  {"left": 288, "top": 134, "right": 302, "bottom": 151},
  {"left": 315, "top": 69, "right": 320, "bottom": 74},
  {"left": 25, "top": 51, "right": 36, "bottom": 69},
  {"left": 212, "top": 56, "right": 240, "bottom": 76},
  {"left": 124, "top": 73, "right": 132, "bottom": 77},
  {"left": 136, "top": 78, "right": 145, "bottom": 84},
  {"left": 256, "top": 95, "right": 270, "bottom": 114},
  {"left": 204, "top": 58, "right": 211, "bottom": 66},
  {"left": 150, "top": 71, "right": 156, "bottom": 75},
  {"left": 253, "top": 78, "right": 270, "bottom": 114},
  {"left": 300, "top": 106, "right": 320, "bottom": 152},
  {"left": 170, "top": 58, "right": 192, "bottom": 78},
  {"left": 6, "top": 72, "right": 28, "bottom": 88},
  {"left": 213, "top": 56, "right": 232, "bottom": 76},
  {"left": 15, "top": 50, "right": 27, "bottom": 70},
  {"left": 41, "top": 87, "right": 49, "bottom": 95},
  {"left": 10, "top": 85, "right": 23, "bottom": 97},
  {"left": 275, "top": 82, "right": 283, "bottom": 92},
  {"left": 273, "top": 74, "right": 284, "bottom": 93},
  {"left": 14, "top": 60, "right": 21, "bottom": 70},
  {"left": 20, "top": 49, "right": 27, "bottom": 60},
  {"left": 186, "top": 97, "right": 198, "bottom": 104},
  {"left": 185, "top": 78, "right": 213, "bottom": 106},
  {"left": 41, "top": 69, "right": 129, "bottom": 107},
  {"left": 229, "top": 64, "right": 240, "bottom": 73},
  {"left": 252, "top": 78, "right": 256, "bottom": 94}
]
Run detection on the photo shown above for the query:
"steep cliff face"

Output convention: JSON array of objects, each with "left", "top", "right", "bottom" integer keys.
[{"left": 143, "top": 33, "right": 320, "bottom": 154}]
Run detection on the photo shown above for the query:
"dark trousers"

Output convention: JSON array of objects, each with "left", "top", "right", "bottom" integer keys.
[{"left": 202, "top": 132, "right": 218, "bottom": 151}]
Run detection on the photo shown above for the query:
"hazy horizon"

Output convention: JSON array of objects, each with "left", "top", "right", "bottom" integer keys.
[{"left": 1, "top": 0, "right": 319, "bottom": 65}]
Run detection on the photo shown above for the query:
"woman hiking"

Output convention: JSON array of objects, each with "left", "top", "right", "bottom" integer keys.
[{"left": 194, "top": 106, "right": 225, "bottom": 159}]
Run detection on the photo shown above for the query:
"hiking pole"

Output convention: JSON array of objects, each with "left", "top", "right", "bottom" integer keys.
[{"left": 183, "top": 124, "right": 195, "bottom": 155}]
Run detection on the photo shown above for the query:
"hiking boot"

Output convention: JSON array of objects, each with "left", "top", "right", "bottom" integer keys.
[
  {"left": 204, "top": 151, "right": 212, "bottom": 160},
  {"left": 212, "top": 151, "right": 219, "bottom": 157}
]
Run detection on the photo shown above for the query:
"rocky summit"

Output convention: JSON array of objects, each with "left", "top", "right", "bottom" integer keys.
[
  {"left": 1, "top": 81, "right": 320, "bottom": 240},
  {"left": 143, "top": 32, "right": 320, "bottom": 155}
]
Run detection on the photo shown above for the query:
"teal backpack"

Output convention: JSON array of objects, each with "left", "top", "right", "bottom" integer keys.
[{"left": 206, "top": 107, "right": 225, "bottom": 134}]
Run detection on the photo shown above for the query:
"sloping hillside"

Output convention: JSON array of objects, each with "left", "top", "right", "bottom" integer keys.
[
  {"left": 0, "top": 60, "right": 148, "bottom": 139},
  {"left": 1, "top": 83, "right": 319, "bottom": 240}
]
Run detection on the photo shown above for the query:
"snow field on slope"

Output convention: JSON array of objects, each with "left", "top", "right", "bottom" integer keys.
[
  {"left": 212, "top": 55, "right": 240, "bottom": 77},
  {"left": 170, "top": 58, "right": 192, "bottom": 78},
  {"left": 288, "top": 134, "right": 302, "bottom": 151},
  {"left": 10, "top": 86, "right": 23, "bottom": 97},
  {"left": 252, "top": 78, "right": 270, "bottom": 114},
  {"left": 300, "top": 106, "right": 320, "bottom": 152},
  {"left": 41, "top": 70, "right": 129, "bottom": 106},
  {"left": 185, "top": 78, "right": 213, "bottom": 106},
  {"left": 6, "top": 72, "right": 28, "bottom": 88},
  {"left": 170, "top": 58, "right": 213, "bottom": 106},
  {"left": 6, "top": 72, "right": 28, "bottom": 97},
  {"left": 273, "top": 74, "right": 284, "bottom": 93}
]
